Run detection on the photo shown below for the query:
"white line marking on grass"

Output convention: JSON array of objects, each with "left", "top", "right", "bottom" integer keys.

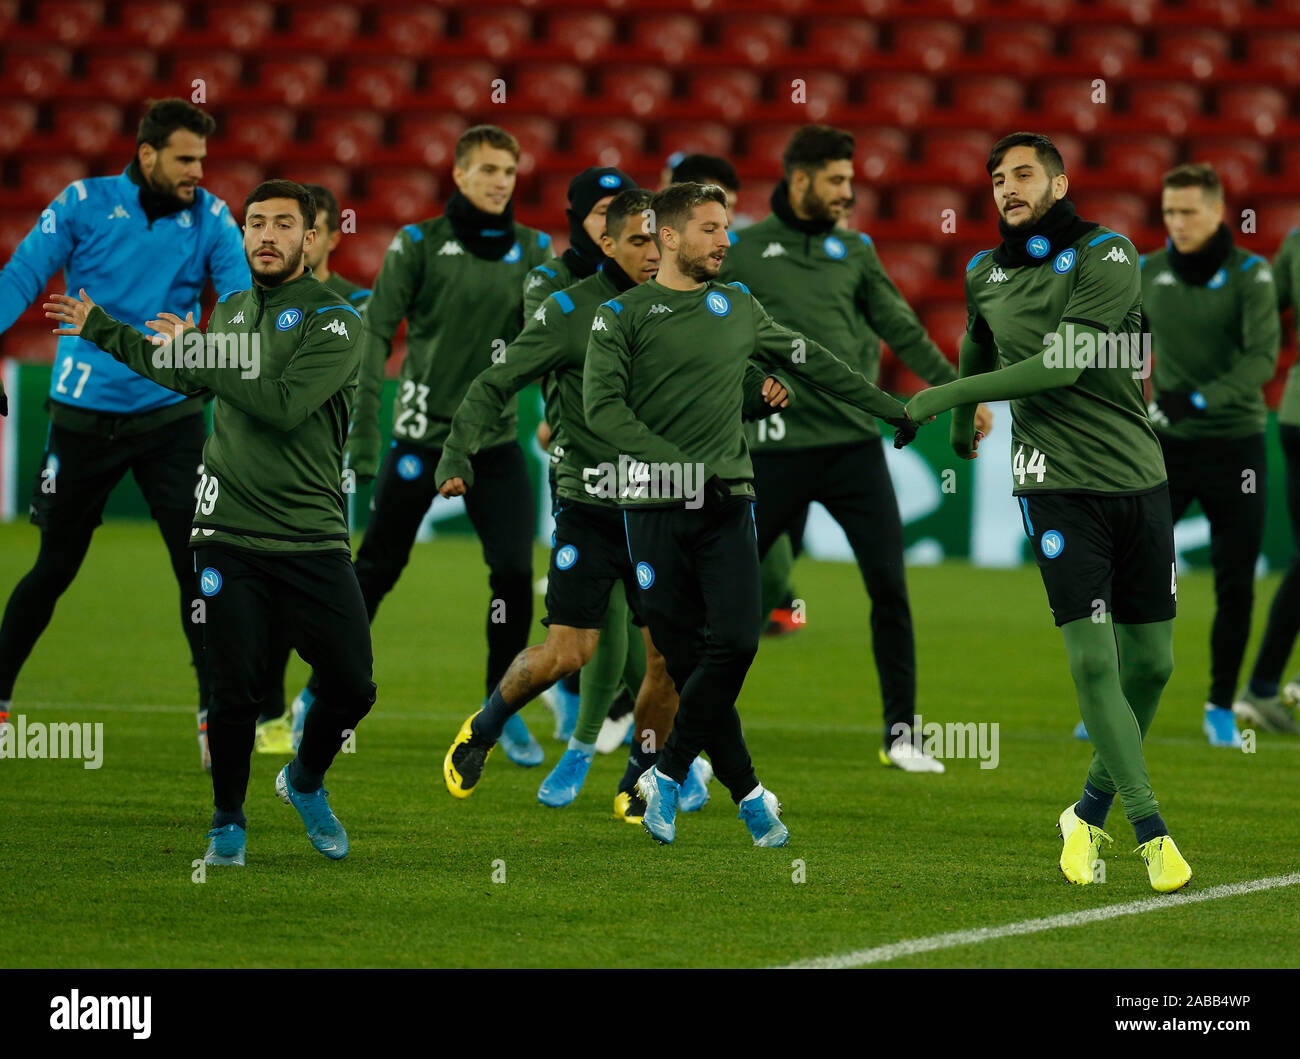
[{"left": 779, "top": 872, "right": 1300, "bottom": 969}]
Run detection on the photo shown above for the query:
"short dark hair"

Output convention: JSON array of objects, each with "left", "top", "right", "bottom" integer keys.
[
  {"left": 986, "top": 132, "right": 1065, "bottom": 179},
  {"left": 671, "top": 154, "right": 740, "bottom": 192},
  {"left": 1163, "top": 163, "right": 1223, "bottom": 199},
  {"left": 454, "top": 125, "right": 520, "bottom": 168},
  {"left": 303, "top": 184, "right": 341, "bottom": 233},
  {"left": 136, "top": 97, "right": 216, "bottom": 149},
  {"left": 782, "top": 125, "right": 855, "bottom": 181},
  {"left": 648, "top": 182, "right": 728, "bottom": 247},
  {"left": 605, "top": 188, "right": 655, "bottom": 241},
  {"left": 243, "top": 179, "right": 316, "bottom": 230}
]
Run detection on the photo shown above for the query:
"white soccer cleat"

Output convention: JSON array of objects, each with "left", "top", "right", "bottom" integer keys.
[
  {"left": 878, "top": 736, "right": 945, "bottom": 773},
  {"left": 595, "top": 712, "right": 635, "bottom": 754}
]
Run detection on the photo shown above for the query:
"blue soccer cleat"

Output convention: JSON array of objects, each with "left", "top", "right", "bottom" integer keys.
[
  {"left": 203, "top": 823, "right": 246, "bottom": 867},
  {"left": 276, "top": 765, "right": 348, "bottom": 859},
  {"left": 1073, "top": 720, "right": 1090, "bottom": 741},
  {"left": 500, "top": 712, "right": 544, "bottom": 766},
  {"left": 1203, "top": 705, "right": 1242, "bottom": 748},
  {"left": 290, "top": 685, "right": 315, "bottom": 750},
  {"left": 679, "top": 755, "right": 714, "bottom": 813},
  {"left": 739, "top": 787, "right": 789, "bottom": 847},
  {"left": 537, "top": 746, "right": 593, "bottom": 807},
  {"left": 542, "top": 682, "right": 581, "bottom": 742},
  {"left": 635, "top": 767, "right": 679, "bottom": 844}
]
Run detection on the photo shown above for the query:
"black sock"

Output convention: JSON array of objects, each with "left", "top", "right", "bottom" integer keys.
[
  {"left": 1133, "top": 812, "right": 1169, "bottom": 845},
  {"left": 288, "top": 756, "right": 324, "bottom": 794},
  {"left": 618, "top": 741, "right": 656, "bottom": 795},
  {"left": 562, "top": 669, "right": 581, "bottom": 696},
  {"left": 211, "top": 807, "right": 246, "bottom": 830},
  {"left": 607, "top": 687, "right": 633, "bottom": 721},
  {"left": 1075, "top": 780, "right": 1115, "bottom": 828},
  {"left": 473, "top": 685, "right": 513, "bottom": 743}
]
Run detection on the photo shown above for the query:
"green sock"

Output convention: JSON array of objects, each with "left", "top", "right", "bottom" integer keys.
[
  {"left": 576, "top": 592, "right": 630, "bottom": 746},
  {"left": 1060, "top": 617, "right": 1161, "bottom": 823}
]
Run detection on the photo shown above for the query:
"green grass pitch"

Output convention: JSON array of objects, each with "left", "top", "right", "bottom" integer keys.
[{"left": 0, "top": 519, "right": 1296, "bottom": 969}]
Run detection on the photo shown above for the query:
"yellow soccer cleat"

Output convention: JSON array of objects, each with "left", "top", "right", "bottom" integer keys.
[
  {"left": 1136, "top": 835, "right": 1192, "bottom": 893},
  {"left": 613, "top": 790, "right": 646, "bottom": 824},
  {"left": 1058, "top": 804, "right": 1113, "bottom": 885},
  {"left": 444, "top": 711, "right": 493, "bottom": 799},
  {"left": 254, "top": 715, "right": 295, "bottom": 755}
]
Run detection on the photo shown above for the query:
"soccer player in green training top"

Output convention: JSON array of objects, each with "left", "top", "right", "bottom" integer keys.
[
  {"left": 438, "top": 188, "right": 787, "bottom": 818},
  {"left": 585, "top": 182, "right": 917, "bottom": 847},
  {"left": 1129, "top": 164, "right": 1279, "bottom": 748},
  {"left": 904, "top": 133, "right": 1191, "bottom": 892},
  {"left": 255, "top": 182, "right": 371, "bottom": 757},
  {"left": 522, "top": 166, "right": 635, "bottom": 745},
  {"left": 302, "top": 125, "right": 552, "bottom": 766},
  {"left": 46, "top": 180, "right": 375, "bottom": 867},
  {"left": 1237, "top": 225, "right": 1300, "bottom": 736},
  {"left": 723, "top": 124, "right": 995, "bottom": 772}
]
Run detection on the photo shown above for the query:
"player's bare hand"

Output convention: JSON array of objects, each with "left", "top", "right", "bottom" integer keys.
[
  {"left": 43, "top": 289, "right": 96, "bottom": 335},
  {"left": 146, "top": 311, "right": 198, "bottom": 346},
  {"left": 761, "top": 377, "right": 789, "bottom": 408},
  {"left": 536, "top": 420, "right": 552, "bottom": 451},
  {"left": 439, "top": 477, "right": 467, "bottom": 498},
  {"left": 974, "top": 403, "right": 993, "bottom": 438}
]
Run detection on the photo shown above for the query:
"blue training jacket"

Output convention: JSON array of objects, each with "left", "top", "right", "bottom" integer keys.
[{"left": 0, "top": 167, "right": 250, "bottom": 415}]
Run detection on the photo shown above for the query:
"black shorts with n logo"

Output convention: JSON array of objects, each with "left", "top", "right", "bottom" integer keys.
[{"left": 1017, "top": 484, "right": 1177, "bottom": 627}]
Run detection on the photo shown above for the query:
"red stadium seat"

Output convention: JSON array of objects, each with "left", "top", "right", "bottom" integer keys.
[
  {"left": 511, "top": 63, "right": 584, "bottom": 115},
  {"left": 0, "top": 100, "right": 39, "bottom": 153},
  {"left": 376, "top": 8, "right": 447, "bottom": 57},
  {"left": 203, "top": 1, "right": 274, "bottom": 50},
  {"left": 200, "top": 160, "right": 263, "bottom": 214},
  {"left": 460, "top": 9, "right": 532, "bottom": 61},
  {"left": 892, "top": 20, "right": 965, "bottom": 71},
  {"left": 602, "top": 66, "right": 673, "bottom": 118},
  {"left": 1257, "top": 202, "right": 1300, "bottom": 249},
  {"left": 1100, "top": 136, "right": 1178, "bottom": 189},
  {"left": 874, "top": 243, "right": 941, "bottom": 305},
  {"left": 1017, "top": 0, "right": 1078, "bottom": 21},
  {"left": 35, "top": 1, "right": 103, "bottom": 45},
  {"left": 51, "top": 101, "right": 123, "bottom": 156},
  {"left": 345, "top": 58, "right": 416, "bottom": 110},
  {"left": 845, "top": 189, "right": 882, "bottom": 231},
  {"left": 947, "top": 76, "right": 1026, "bottom": 126},
  {"left": 506, "top": 115, "right": 559, "bottom": 174},
  {"left": 1037, "top": 79, "right": 1104, "bottom": 133},
  {"left": 1189, "top": 138, "right": 1264, "bottom": 198},
  {"left": 426, "top": 60, "right": 499, "bottom": 112},
  {"left": 804, "top": 18, "right": 879, "bottom": 67},
  {"left": 744, "top": 124, "right": 806, "bottom": 172},
  {"left": 978, "top": 25, "right": 1056, "bottom": 74},
  {"left": 735, "top": 189, "right": 769, "bottom": 223},
  {"left": 860, "top": 74, "right": 936, "bottom": 125},
  {"left": 843, "top": 127, "right": 908, "bottom": 184},
  {"left": 255, "top": 56, "right": 327, "bottom": 106},
  {"left": 1245, "top": 32, "right": 1300, "bottom": 87},
  {"left": 1156, "top": 29, "right": 1231, "bottom": 81},
  {"left": 1216, "top": 86, "right": 1288, "bottom": 137},
  {"left": 1071, "top": 192, "right": 1148, "bottom": 236},
  {"left": 1096, "top": 0, "right": 1156, "bottom": 22},
  {"left": 333, "top": 228, "right": 396, "bottom": 286},
  {"left": 84, "top": 50, "right": 158, "bottom": 103},
  {"left": 119, "top": 1, "right": 186, "bottom": 46},
  {"left": 19, "top": 159, "right": 90, "bottom": 205},
  {"left": 0, "top": 0, "right": 17, "bottom": 36},
  {"left": 657, "top": 120, "right": 732, "bottom": 160},
  {"left": 1182, "top": 0, "right": 1251, "bottom": 26},
  {"left": 719, "top": 15, "right": 790, "bottom": 65},
  {"left": 784, "top": 70, "right": 848, "bottom": 122},
  {"left": 570, "top": 119, "right": 644, "bottom": 168},
  {"left": 919, "top": 130, "right": 995, "bottom": 184},
  {"left": 222, "top": 105, "right": 296, "bottom": 164},
  {"left": 1, "top": 45, "right": 73, "bottom": 98},
  {"left": 278, "top": 163, "right": 350, "bottom": 200},
  {"left": 1127, "top": 82, "right": 1202, "bottom": 135},
  {"left": 629, "top": 14, "right": 700, "bottom": 64},
  {"left": 170, "top": 49, "right": 242, "bottom": 101},
  {"left": 688, "top": 69, "right": 762, "bottom": 122},
  {"left": 921, "top": 302, "right": 969, "bottom": 361},
  {"left": 542, "top": 12, "right": 615, "bottom": 63},
  {"left": 368, "top": 168, "right": 438, "bottom": 222},
  {"left": 394, "top": 114, "right": 467, "bottom": 170},
  {"left": 313, "top": 111, "right": 384, "bottom": 166},
  {"left": 286, "top": 4, "right": 359, "bottom": 53},
  {"left": 891, "top": 186, "right": 968, "bottom": 229},
  {"left": 1065, "top": 26, "right": 1141, "bottom": 77}
]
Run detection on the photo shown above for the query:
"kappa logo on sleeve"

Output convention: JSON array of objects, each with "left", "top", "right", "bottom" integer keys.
[
  {"left": 1102, "top": 245, "right": 1130, "bottom": 264},
  {"left": 591, "top": 316, "right": 608, "bottom": 332},
  {"left": 322, "top": 317, "right": 350, "bottom": 338}
]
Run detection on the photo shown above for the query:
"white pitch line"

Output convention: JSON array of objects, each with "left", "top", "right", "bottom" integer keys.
[{"left": 780, "top": 872, "right": 1300, "bottom": 969}]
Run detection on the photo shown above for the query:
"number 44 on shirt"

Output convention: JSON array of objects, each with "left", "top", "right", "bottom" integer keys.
[{"left": 1013, "top": 444, "right": 1047, "bottom": 485}]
